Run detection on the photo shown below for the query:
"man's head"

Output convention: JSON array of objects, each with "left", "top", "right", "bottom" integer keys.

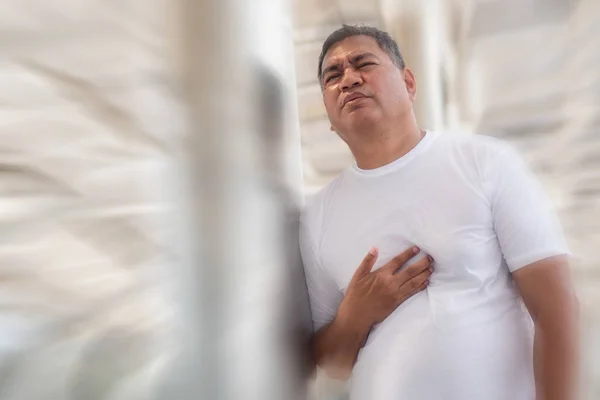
[{"left": 318, "top": 25, "right": 417, "bottom": 143}]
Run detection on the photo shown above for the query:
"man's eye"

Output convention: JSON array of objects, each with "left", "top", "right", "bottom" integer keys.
[
  {"left": 325, "top": 74, "right": 341, "bottom": 84},
  {"left": 358, "top": 62, "right": 375, "bottom": 68}
]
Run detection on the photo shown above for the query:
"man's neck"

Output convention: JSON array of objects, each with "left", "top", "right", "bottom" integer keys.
[{"left": 350, "top": 123, "right": 425, "bottom": 170}]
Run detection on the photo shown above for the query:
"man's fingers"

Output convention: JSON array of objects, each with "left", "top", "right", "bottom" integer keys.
[
  {"left": 380, "top": 246, "right": 421, "bottom": 274},
  {"left": 394, "top": 255, "right": 433, "bottom": 286},
  {"left": 396, "top": 275, "right": 430, "bottom": 305},
  {"left": 399, "top": 267, "right": 432, "bottom": 291},
  {"left": 351, "top": 246, "right": 379, "bottom": 281}
]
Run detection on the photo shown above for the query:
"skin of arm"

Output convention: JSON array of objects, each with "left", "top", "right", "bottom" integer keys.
[
  {"left": 512, "top": 255, "right": 580, "bottom": 400},
  {"left": 310, "top": 309, "right": 372, "bottom": 380}
]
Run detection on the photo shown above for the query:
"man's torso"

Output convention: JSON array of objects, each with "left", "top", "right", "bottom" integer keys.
[{"left": 307, "top": 131, "right": 534, "bottom": 399}]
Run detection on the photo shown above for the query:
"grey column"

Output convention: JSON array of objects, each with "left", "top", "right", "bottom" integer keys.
[{"left": 158, "top": 0, "right": 311, "bottom": 399}]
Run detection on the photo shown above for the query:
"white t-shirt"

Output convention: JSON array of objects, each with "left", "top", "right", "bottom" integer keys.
[{"left": 300, "top": 131, "right": 570, "bottom": 400}]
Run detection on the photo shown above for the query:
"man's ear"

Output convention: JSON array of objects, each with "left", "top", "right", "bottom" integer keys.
[{"left": 403, "top": 67, "right": 417, "bottom": 102}]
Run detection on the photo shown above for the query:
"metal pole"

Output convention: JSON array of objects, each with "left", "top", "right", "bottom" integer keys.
[{"left": 158, "top": 0, "right": 310, "bottom": 399}]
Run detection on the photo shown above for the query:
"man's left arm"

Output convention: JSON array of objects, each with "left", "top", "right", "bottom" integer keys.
[
  {"left": 512, "top": 256, "right": 579, "bottom": 400},
  {"left": 484, "top": 140, "right": 580, "bottom": 400}
]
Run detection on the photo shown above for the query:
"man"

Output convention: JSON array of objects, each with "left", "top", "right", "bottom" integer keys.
[{"left": 299, "top": 25, "right": 579, "bottom": 400}]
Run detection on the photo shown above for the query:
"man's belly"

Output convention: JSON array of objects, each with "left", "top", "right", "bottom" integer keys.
[{"left": 349, "top": 291, "right": 535, "bottom": 400}]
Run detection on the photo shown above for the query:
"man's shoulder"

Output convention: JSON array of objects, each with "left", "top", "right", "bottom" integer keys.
[
  {"left": 432, "top": 130, "right": 516, "bottom": 165},
  {"left": 434, "top": 130, "right": 511, "bottom": 152}
]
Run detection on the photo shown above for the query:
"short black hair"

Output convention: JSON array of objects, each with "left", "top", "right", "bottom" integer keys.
[{"left": 317, "top": 25, "right": 406, "bottom": 83}]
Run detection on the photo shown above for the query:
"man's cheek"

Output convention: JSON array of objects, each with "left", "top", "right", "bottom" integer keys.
[
  {"left": 325, "top": 103, "right": 339, "bottom": 120},
  {"left": 325, "top": 95, "right": 337, "bottom": 109}
]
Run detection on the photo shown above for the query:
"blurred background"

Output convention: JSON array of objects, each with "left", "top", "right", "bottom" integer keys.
[{"left": 0, "top": 0, "right": 598, "bottom": 399}]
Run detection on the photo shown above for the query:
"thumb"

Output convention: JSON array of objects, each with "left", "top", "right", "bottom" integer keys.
[{"left": 351, "top": 246, "right": 379, "bottom": 281}]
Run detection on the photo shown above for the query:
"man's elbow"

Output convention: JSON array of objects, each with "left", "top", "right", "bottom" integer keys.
[
  {"left": 318, "top": 363, "right": 352, "bottom": 381},
  {"left": 309, "top": 337, "right": 353, "bottom": 381}
]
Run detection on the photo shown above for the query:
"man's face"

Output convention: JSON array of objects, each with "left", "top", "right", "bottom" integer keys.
[{"left": 320, "top": 35, "right": 416, "bottom": 140}]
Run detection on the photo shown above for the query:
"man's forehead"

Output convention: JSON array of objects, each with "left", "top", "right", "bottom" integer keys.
[{"left": 322, "top": 36, "right": 383, "bottom": 67}]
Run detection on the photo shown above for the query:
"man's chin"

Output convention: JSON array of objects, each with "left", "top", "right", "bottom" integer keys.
[
  {"left": 340, "top": 113, "right": 380, "bottom": 133},
  {"left": 345, "top": 107, "right": 378, "bottom": 122}
]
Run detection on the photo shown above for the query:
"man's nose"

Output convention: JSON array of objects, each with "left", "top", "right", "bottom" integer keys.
[{"left": 340, "top": 69, "right": 363, "bottom": 91}]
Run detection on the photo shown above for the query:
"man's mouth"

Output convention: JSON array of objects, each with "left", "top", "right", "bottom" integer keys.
[{"left": 343, "top": 93, "right": 368, "bottom": 107}]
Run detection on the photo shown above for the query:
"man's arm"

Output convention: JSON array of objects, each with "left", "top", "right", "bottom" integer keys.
[
  {"left": 310, "top": 308, "right": 371, "bottom": 380},
  {"left": 512, "top": 255, "right": 579, "bottom": 400},
  {"left": 481, "top": 141, "right": 578, "bottom": 399},
  {"left": 310, "top": 246, "right": 433, "bottom": 380}
]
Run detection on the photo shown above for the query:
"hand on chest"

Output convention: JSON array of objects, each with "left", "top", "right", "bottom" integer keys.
[{"left": 320, "top": 199, "right": 499, "bottom": 293}]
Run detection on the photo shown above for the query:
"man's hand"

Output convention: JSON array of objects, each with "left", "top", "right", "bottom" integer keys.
[
  {"left": 337, "top": 246, "right": 433, "bottom": 329},
  {"left": 311, "top": 246, "right": 433, "bottom": 379}
]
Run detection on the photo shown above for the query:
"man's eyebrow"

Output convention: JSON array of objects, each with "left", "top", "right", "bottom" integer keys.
[{"left": 350, "top": 52, "right": 378, "bottom": 63}]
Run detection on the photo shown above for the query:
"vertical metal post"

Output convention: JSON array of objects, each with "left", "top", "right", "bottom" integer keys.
[{"left": 159, "top": 0, "right": 310, "bottom": 399}]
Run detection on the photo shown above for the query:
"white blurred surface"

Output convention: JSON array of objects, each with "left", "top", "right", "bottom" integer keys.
[{"left": 0, "top": 1, "right": 186, "bottom": 399}]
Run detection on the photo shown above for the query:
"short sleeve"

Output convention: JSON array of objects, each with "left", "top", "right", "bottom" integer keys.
[
  {"left": 485, "top": 145, "right": 570, "bottom": 272},
  {"left": 299, "top": 217, "right": 343, "bottom": 332}
]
